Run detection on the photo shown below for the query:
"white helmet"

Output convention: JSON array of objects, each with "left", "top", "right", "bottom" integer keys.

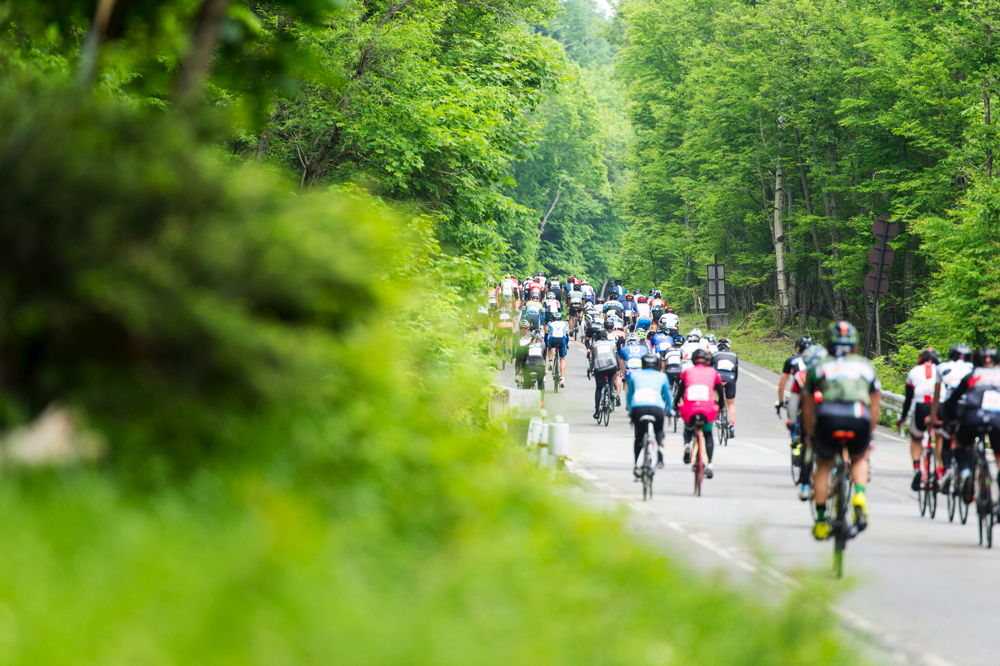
[
  {"left": 626, "top": 333, "right": 640, "bottom": 345},
  {"left": 688, "top": 328, "right": 702, "bottom": 342}
]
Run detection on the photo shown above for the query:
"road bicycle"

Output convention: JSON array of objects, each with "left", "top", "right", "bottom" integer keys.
[
  {"left": 916, "top": 424, "right": 938, "bottom": 519},
  {"left": 690, "top": 414, "right": 708, "bottom": 496},
  {"left": 779, "top": 404, "right": 807, "bottom": 485},
  {"left": 974, "top": 435, "right": 995, "bottom": 548},
  {"left": 828, "top": 430, "right": 860, "bottom": 579},
  {"left": 671, "top": 381, "right": 682, "bottom": 433},
  {"left": 550, "top": 344, "right": 562, "bottom": 394},
  {"left": 638, "top": 415, "right": 657, "bottom": 500},
  {"left": 597, "top": 381, "right": 613, "bottom": 427},
  {"left": 716, "top": 395, "right": 730, "bottom": 447}
]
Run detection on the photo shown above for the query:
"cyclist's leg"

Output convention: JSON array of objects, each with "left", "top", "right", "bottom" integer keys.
[
  {"left": 703, "top": 422, "right": 715, "bottom": 463},
  {"left": 559, "top": 338, "right": 567, "bottom": 379},
  {"left": 594, "top": 371, "right": 606, "bottom": 413}
]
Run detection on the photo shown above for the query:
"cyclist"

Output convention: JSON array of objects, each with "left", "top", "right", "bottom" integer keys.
[
  {"left": 494, "top": 305, "right": 515, "bottom": 354},
  {"left": 528, "top": 279, "right": 544, "bottom": 302},
  {"left": 705, "top": 333, "right": 719, "bottom": 354},
  {"left": 522, "top": 331, "right": 548, "bottom": 401},
  {"left": 546, "top": 312, "right": 569, "bottom": 388},
  {"left": 543, "top": 291, "right": 561, "bottom": 325},
  {"left": 610, "top": 278, "right": 626, "bottom": 302},
  {"left": 943, "top": 346, "right": 1000, "bottom": 499},
  {"left": 777, "top": 336, "right": 812, "bottom": 411},
  {"left": 790, "top": 344, "right": 828, "bottom": 500},
  {"left": 512, "top": 322, "right": 534, "bottom": 384},
  {"left": 802, "top": 322, "right": 880, "bottom": 540},
  {"left": 661, "top": 307, "right": 680, "bottom": 338},
  {"left": 581, "top": 279, "right": 596, "bottom": 305},
  {"left": 680, "top": 329, "right": 704, "bottom": 370},
  {"left": 649, "top": 291, "right": 666, "bottom": 324},
  {"left": 620, "top": 333, "right": 649, "bottom": 380},
  {"left": 567, "top": 283, "right": 585, "bottom": 332},
  {"left": 486, "top": 280, "right": 499, "bottom": 316},
  {"left": 521, "top": 296, "right": 543, "bottom": 332},
  {"left": 936, "top": 343, "right": 974, "bottom": 489},
  {"left": 548, "top": 278, "right": 563, "bottom": 303},
  {"left": 604, "top": 297, "right": 625, "bottom": 323},
  {"left": 591, "top": 328, "right": 621, "bottom": 416},
  {"left": 713, "top": 339, "right": 738, "bottom": 439},
  {"left": 650, "top": 326, "right": 673, "bottom": 367},
  {"left": 627, "top": 353, "right": 672, "bottom": 475},
  {"left": 623, "top": 293, "right": 637, "bottom": 330},
  {"left": 678, "top": 348, "right": 725, "bottom": 479},
  {"left": 635, "top": 294, "right": 652, "bottom": 330},
  {"left": 897, "top": 347, "right": 942, "bottom": 491}
]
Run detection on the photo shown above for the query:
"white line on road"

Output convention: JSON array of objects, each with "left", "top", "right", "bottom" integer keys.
[{"left": 742, "top": 442, "right": 778, "bottom": 455}]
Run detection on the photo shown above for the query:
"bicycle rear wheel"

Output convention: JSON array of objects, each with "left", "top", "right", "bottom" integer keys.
[
  {"left": 642, "top": 432, "right": 654, "bottom": 501},
  {"left": 976, "top": 451, "right": 993, "bottom": 546},
  {"left": 693, "top": 432, "right": 703, "bottom": 497},
  {"left": 602, "top": 389, "right": 611, "bottom": 427},
  {"left": 927, "top": 449, "right": 938, "bottom": 519},
  {"left": 832, "top": 470, "right": 851, "bottom": 578}
]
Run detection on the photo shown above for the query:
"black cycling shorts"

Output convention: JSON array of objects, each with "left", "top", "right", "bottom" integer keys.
[
  {"left": 814, "top": 402, "right": 871, "bottom": 460},
  {"left": 569, "top": 304, "right": 583, "bottom": 315},
  {"left": 718, "top": 371, "right": 737, "bottom": 399},
  {"left": 955, "top": 410, "right": 1000, "bottom": 449},
  {"left": 909, "top": 402, "right": 932, "bottom": 436},
  {"left": 666, "top": 368, "right": 681, "bottom": 386},
  {"left": 523, "top": 364, "right": 545, "bottom": 390}
]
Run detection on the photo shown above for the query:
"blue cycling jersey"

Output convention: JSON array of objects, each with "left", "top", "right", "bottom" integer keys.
[
  {"left": 651, "top": 333, "right": 672, "bottom": 354},
  {"left": 620, "top": 343, "right": 647, "bottom": 373},
  {"left": 627, "top": 368, "right": 672, "bottom": 412}
]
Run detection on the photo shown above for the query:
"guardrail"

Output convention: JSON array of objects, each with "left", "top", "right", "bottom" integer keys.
[
  {"left": 489, "top": 387, "right": 510, "bottom": 432},
  {"left": 880, "top": 389, "right": 905, "bottom": 418}
]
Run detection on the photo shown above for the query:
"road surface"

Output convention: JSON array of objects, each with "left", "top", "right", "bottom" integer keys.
[{"left": 497, "top": 339, "right": 1000, "bottom": 666}]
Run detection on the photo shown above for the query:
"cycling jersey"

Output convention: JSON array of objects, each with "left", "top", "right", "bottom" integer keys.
[
  {"left": 623, "top": 300, "right": 637, "bottom": 315},
  {"left": 543, "top": 298, "right": 561, "bottom": 314},
  {"left": 620, "top": 343, "right": 647, "bottom": 373},
  {"left": 581, "top": 285, "right": 596, "bottom": 302},
  {"left": 679, "top": 341, "right": 701, "bottom": 369},
  {"left": 591, "top": 339, "right": 618, "bottom": 372},
  {"left": 547, "top": 320, "right": 568, "bottom": 339},
  {"left": 501, "top": 278, "right": 513, "bottom": 299},
  {"left": 713, "top": 350, "right": 738, "bottom": 377},
  {"left": 939, "top": 360, "right": 973, "bottom": 401},
  {"left": 678, "top": 365, "right": 722, "bottom": 423},
  {"left": 804, "top": 354, "right": 880, "bottom": 406},
  {"left": 568, "top": 290, "right": 583, "bottom": 305},
  {"left": 604, "top": 301, "right": 624, "bottom": 318},
  {"left": 660, "top": 313, "right": 679, "bottom": 330},
  {"left": 651, "top": 332, "right": 672, "bottom": 355},
  {"left": 610, "top": 285, "right": 626, "bottom": 302},
  {"left": 782, "top": 354, "right": 807, "bottom": 376},
  {"left": 636, "top": 302, "right": 651, "bottom": 319},
  {"left": 663, "top": 347, "right": 683, "bottom": 370},
  {"left": 905, "top": 362, "right": 941, "bottom": 404},
  {"left": 626, "top": 369, "right": 672, "bottom": 412}
]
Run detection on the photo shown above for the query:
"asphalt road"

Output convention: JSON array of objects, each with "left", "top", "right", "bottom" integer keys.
[{"left": 497, "top": 339, "right": 1000, "bottom": 666}]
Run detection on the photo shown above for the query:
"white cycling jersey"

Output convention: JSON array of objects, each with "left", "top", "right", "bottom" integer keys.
[
  {"left": 938, "top": 360, "right": 973, "bottom": 400},
  {"left": 661, "top": 313, "right": 680, "bottom": 329},
  {"left": 905, "top": 362, "right": 942, "bottom": 404}
]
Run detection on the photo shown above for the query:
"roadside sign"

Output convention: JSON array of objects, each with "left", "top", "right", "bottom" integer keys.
[
  {"left": 872, "top": 215, "right": 900, "bottom": 242},
  {"left": 868, "top": 244, "right": 895, "bottom": 269},
  {"left": 864, "top": 271, "right": 889, "bottom": 297}
]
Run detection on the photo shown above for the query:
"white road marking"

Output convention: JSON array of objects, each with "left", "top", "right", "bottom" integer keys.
[
  {"left": 742, "top": 442, "right": 778, "bottom": 455},
  {"left": 741, "top": 367, "right": 778, "bottom": 389}
]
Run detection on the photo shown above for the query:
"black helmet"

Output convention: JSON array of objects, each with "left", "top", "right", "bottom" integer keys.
[
  {"left": 973, "top": 346, "right": 999, "bottom": 368},
  {"left": 692, "top": 348, "right": 712, "bottom": 366},
  {"left": 795, "top": 336, "right": 813, "bottom": 353},
  {"left": 603, "top": 318, "right": 614, "bottom": 330},
  {"left": 614, "top": 278, "right": 622, "bottom": 285},
  {"left": 594, "top": 328, "right": 608, "bottom": 340},
  {"left": 717, "top": 338, "right": 731, "bottom": 352},
  {"left": 948, "top": 343, "right": 973, "bottom": 361},
  {"left": 597, "top": 297, "right": 605, "bottom": 304},
  {"left": 641, "top": 353, "right": 660, "bottom": 369},
  {"left": 826, "top": 321, "right": 858, "bottom": 355},
  {"left": 917, "top": 347, "right": 941, "bottom": 365},
  {"left": 537, "top": 270, "right": 545, "bottom": 277}
]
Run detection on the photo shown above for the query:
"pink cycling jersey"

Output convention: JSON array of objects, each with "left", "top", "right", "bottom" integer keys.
[{"left": 679, "top": 365, "right": 722, "bottom": 423}]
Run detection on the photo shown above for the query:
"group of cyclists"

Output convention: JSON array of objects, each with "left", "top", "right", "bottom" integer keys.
[{"left": 485, "top": 273, "right": 1000, "bottom": 546}]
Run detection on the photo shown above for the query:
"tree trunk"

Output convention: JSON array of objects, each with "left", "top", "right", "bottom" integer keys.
[
  {"left": 174, "top": 0, "right": 232, "bottom": 102},
  {"left": 795, "top": 125, "right": 835, "bottom": 318},
  {"left": 773, "top": 158, "right": 791, "bottom": 326}
]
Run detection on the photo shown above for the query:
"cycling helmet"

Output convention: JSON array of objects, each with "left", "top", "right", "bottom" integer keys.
[
  {"left": 626, "top": 333, "right": 640, "bottom": 345},
  {"left": 637, "top": 295, "right": 647, "bottom": 303},
  {"left": 917, "top": 347, "right": 941, "bottom": 365},
  {"left": 653, "top": 290, "right": 662, "bottom": 299},
  {"left": 594, "top": 328, "right": 608, "bottom": 340},
  {"left": 546, "top": 292, "right": 556, "bottom": 299},
  {"left": 973, "top": 346, "right": 999, "bottom": 368},
  {"left": 659, "top": 315, "right": 670, "bottom": 326},
  {"left": 641, "top": 353, "right": 660, "bottom": 369},
  {"left": 614, "top": 278, "right": 622, "bottom": 285},
  {"left": 802, "top": 344, "right": 828, "bottom": 369},
  {"left": 603, "top": 318, "right": 614, "bottom": 330},
  {"left": 691, "top": 348, "right": 712, "bottom": 366},
  {"left": 705, "top": 334, "right": 718, "bottom": 345},
  {"left": 553, "top": 311, "right": 563, "bottom": 320},
  {"left": 625, "top": 293, "right": 634, "bottom": 301},
  {"left": 665, "top": 306, "right": 674, "bottom": 313},
  {"left": 795, "top": 336, "right": 813, "bottom": 353},
  {"left": 672, "top": 334, "right": 686, "bottom": 346},
  {"left": 582, "top": 279, "right": 589, "bottom": 285},
  {"left": 688, "top": 328, "right": 702, "bottom": 342},
  {"left": 537, "top": 270, "right": 545, "bottom": 277},
  {"left": 826, "top": 321, "right": 859, "bottom": 356},
  {"left": 519, "top": 320, "right": 529, "bottom": 329},
  {"left": 597, "top": 297, "right": 605, "bottom": 304},
  {"left": 717, "top": 338, "right": 731, "bottom": 352},
  {"left": 634, "top": 288, "right": 642, "bottom": 295},
  {"left": 948, "top": 343, "right": 973, "bottom": 361}
]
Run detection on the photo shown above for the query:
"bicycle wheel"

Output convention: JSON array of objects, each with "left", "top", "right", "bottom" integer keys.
[
  {"left": 959, "top": 489, "right": 970, "bottom": 524},
  {"left": 977, "top": 451, "right": 991, "bottom": 546},
  {"left": 602, "top": 389, "right": 611, "bottom": 427},
  {"left": 947, "top": 478, "right": 957, "bottom": 522},
  {"left": 917, "top": 452, "right": 927, "bottom": 517},
  {"left": 832, "top": 469, "right": 851, "bottom": 578},
  {"left": 926, "top": 449, "right": 938, "bottom": 519},
  {"left": 642, "top": 431, "right": 654, "bottom": 501},
  {"left": 790, "top": 441, "right": 802, "bottom": 485},
  {"left": 693, "top": 432, "right": 703, "bottom": 497},
  {"left": 719, "top": 405, "right": 729, "bottom": 446}
]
